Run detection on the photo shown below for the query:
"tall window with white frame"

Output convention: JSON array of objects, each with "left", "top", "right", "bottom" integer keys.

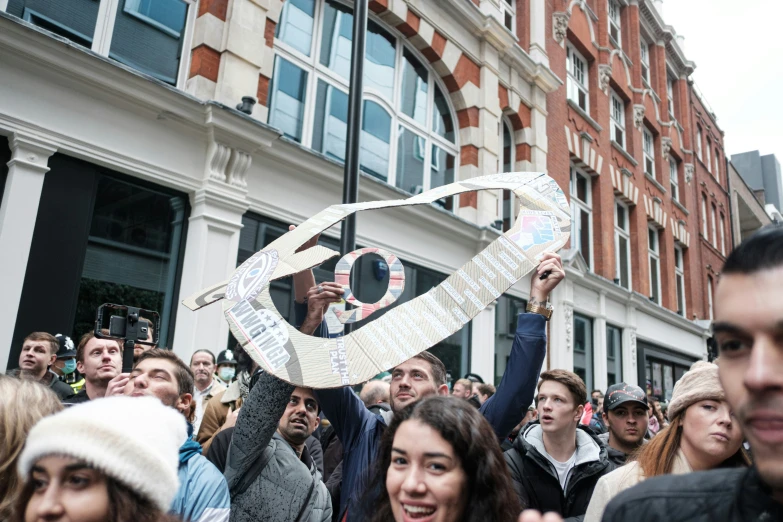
[
  {"left": 714, "top": 150, "right": 721, "bottom": 183},
  {"left": 573, "top": 313, "right": 594, "bottom": 393},
  {"left": 648, "top": 225, "right": 661, "bottom": 304},
  {"left": 643, "top": 128, "right": 655, "bottom": 179},
  {"left": 667, "top": 75, "right": 676, "bottom": 118},
  {"left": 500, "top": 0, "right": 515, "bottom": 33},
  {"left": 606, "top": 324, "right": 623, "bottom": 386},
  {"left": 706, "top": 137, "right": 712, "bottom": 172},
  {"left": 670, "top": 157, "right": 679, "bottom": 202},
  {"left": 701, "top": 193, "right": 708, "bottom": 237},
  {"left": 608, "top": 0, "right": 621, "bottom": 46},
  {"left": 611, "top": 90, "right": 626, "bottom": 149},
  {"left": 711, "top": 203, "right": 718, "bottom": 246},
  {"left": 570, "top": 167, "right": 593, "bottom": 268},
  {"left": 719, "top": 212, "right": 726, "bottom": 256},
  {"left": 640, "top": 39, "right": 650, "bottom": 84},
  {"left": 707, "top": 275, "right": 714, "bottom": 320},
  {"left": 270, "top": 0, "right": 459, "bottom": 208},
  {"left": 696, "top": 126, "right": 703, "bottom": 160},
  {"left": 615, "top": 200, "right": 632, "bottom": 290},
  {"left": 674, "top": 246, "right": 686, "bottom": 316},
  {"left": 567, "top": 44, "right": 589, "bottom": 112}
]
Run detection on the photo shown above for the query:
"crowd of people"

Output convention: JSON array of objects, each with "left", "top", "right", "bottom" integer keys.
[{"left": 2, "top": 226, "right": 782, "bottom": 522}]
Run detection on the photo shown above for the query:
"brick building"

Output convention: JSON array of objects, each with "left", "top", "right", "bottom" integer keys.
[{"left": 543, "top": 0, "right": 731, "bottom": 397}]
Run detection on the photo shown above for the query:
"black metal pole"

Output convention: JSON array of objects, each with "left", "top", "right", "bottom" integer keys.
[{"left": 340, "top": 0, "right": 367, "bottom": 258}]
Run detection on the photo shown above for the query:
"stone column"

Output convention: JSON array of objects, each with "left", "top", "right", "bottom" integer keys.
[
  {"left": 470, "top": 301, "right": 497, "bottom": 383},
  {"left": 529, "top": 0, "right": 548, "bottom": 65},
  {"left": 593, "top": 291, "right": 608, "bottom": 392},
  {"left": 171, "top": 182, "right": 249, "bottom": 363},
  {"left": 0, "top": 134, "right": 57, "bottom": 371},
  {"left": 623, "top": 305, "right": 639, "bottom": 386},
  {"left": 548, "top": 280, "right": 573, "bottom": 372}
]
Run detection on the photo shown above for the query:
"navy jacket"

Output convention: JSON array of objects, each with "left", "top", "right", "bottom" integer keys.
[{"left": 307, "top": 308, "right": 548, "bottom": 521}]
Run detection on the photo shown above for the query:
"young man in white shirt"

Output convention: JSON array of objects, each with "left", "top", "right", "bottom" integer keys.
[{"left": 505, "top": 369, "right": 614, "bottom": 519}]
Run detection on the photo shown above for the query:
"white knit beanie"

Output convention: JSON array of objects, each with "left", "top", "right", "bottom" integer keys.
[
  {"left": 18, "top": 396, "right": 185, "bottom": 511},
  {"left": 667, "top": 361, "right": 725, "bottom": 422}
]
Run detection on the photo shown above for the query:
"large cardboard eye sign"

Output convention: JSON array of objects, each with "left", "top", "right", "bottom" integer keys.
[
  {"left": 183, "top": 172, "right": 571, "bottom": 388},
  {"left": 333, "top": 248, "right": 405, "bottom": 324}
]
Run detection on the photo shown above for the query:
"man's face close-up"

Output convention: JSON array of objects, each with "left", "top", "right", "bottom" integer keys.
[
  {"left": 126, "top": 357, "right": 189, "bottom": 416},
  {"left": 390, "top": 359, "right": 440, "bottom": 411},
  {"left": 278, "top": 387, "right": 319, "bottom": 446},
  {"left": 19, "top": 339, "right": 55, "bottom": 377},
  {"left": 451, "top": 383, "right": 471, "bottom": 399},
  {"left": 77, "top": 338, "right": 122, "bottom": 383},
  {"left": 190, "top": 352, "right": 216, "bottom": 387},
  {"left": 605, "top": 403, "right": 649, "bottom": 446},
  {"left": 714, "top": 267, "right": 783, "bottom": 492}
]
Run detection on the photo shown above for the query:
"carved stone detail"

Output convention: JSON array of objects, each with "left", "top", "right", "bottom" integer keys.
[
  {"left": 633, "top": 104, "right": 646, "bottom": 130},
  {"left": 553, "top": 12, "right": 571, "bottom": 44},
  {"left": 208, "top": 142, "right": 231, "bottom": 182},
  {"left": 227, "top": 150, "right": 251, "bottom": 188},
  {"left": 629, "top": 329, "right": 637, "bottom": 365},
  {"left": 598, "top": 64, "right": 612, "bottom": 94},
  {"left": 661, "top": 137, "right": 673, "bottom": 159},
  {"left": 684, "top": 163, "right": 694, "bottom": 184},
  {"left": 564, "top": 304, "right": 574, "bottom": 352}
]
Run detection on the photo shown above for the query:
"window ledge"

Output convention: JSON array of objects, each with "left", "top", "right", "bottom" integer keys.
[
  {"left": 567, "top": 100, "right": 603, "bottom": 132},
  {"left": 611, "top": 141, "right": 638, "bottom": 167},
  {"left": 645, "top": 172, "right": 667, "bottom": 195},
  {"left": 672, "top": 198, "right": 689, "bottom": 216}
]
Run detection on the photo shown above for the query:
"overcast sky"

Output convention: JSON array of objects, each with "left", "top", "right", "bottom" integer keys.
[{"left": 663, "top": 1, "right": 782, "bottom": 163}]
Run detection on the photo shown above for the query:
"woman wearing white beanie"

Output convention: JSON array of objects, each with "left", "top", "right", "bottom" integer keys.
[
  {"left": 13, "top": 396, "right": 186, "bottom": 522},
  {"left": 584, "top": 361, "right": 750, "bottom": 522}
]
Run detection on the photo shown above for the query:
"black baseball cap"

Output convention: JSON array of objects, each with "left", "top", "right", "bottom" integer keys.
[{"left": 603, "top": 383, "right": 648, "bottom": 413}]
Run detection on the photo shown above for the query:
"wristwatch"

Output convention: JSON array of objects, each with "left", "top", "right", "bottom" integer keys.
[{"left": 526, "top": 301, "right": 553, "bottom": 321}]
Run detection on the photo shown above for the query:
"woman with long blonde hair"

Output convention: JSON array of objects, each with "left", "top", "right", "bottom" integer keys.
[
  {"left": 584, "top": 362, "right": 750, "bottom": 522},
  {"left": 0, "top": 375, "right": 63, "bottom": 520}
]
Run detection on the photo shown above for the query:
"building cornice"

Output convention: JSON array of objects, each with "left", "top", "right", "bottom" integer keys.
[{"left": 637, "top": 0, "right": 695, "bottom": 76}]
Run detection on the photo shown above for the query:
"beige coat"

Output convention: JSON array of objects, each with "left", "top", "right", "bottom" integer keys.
[
  {"left": 584, "top": 449, "right": 693, "bottom": 522},
  {"left": 196, "top": 381, "right": 243, "bottom": 454}
]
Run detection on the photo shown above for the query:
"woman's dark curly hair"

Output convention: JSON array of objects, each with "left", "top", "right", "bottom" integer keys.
[{"left": 367, "top": 395, "right": 520, "bottom": 522}]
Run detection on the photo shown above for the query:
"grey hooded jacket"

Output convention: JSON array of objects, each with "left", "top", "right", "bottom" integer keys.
[{"left": 224, "top": 371, "right": 331, "bottom": 522}]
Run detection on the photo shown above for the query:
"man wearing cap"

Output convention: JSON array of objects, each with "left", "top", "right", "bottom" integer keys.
[
  {"left": 65, "top": 331, "right": 123, "bottom": 404},
  {"left": 598, "top": 384, "right": 649, "bottom": 466},
  {"left": 215, "top": 349, "right": 238, "bottom": 386},
  {"left": 51, "top": 333, "right": 84, "bottom": 394}
]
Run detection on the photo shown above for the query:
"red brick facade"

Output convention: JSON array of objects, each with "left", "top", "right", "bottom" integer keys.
[{"left": 546, "top": 0, "right": 728, "bottom": 321}]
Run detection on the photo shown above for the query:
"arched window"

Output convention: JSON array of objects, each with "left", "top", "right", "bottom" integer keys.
[
  {"left": 269, "top": 0, "right": 459, "bottom": 206},
  {"left": 500, "top": 118, "right": 515, "bottom": 230}
]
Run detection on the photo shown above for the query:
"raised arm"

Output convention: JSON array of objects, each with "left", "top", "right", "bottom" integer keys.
[
  {"left": 479, "top": 252, "right": 564, "bottom": 439},
  {"left": 224, "top": 371, "right": 293, "bottom": 492}
]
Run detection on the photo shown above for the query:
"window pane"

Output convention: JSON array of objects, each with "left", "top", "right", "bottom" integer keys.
[
  {"left": 8, "top": 0, "right": 99, "bottom": 47},
  {"left": 606, "top": 325, "right": 623, "bottom": 386},
  {"left": 364, "top": 20, "right": 396, "bottom": 101},
  {"left": 430, "top": 145, "right": 455, "bottom": 189},
  {"left": 76, "top": 176, "right": 186, "bottom": 348},
  {"left": 616, "top": 203, "right": 626, "bottom": 230},
  {"left": 619, "top": 235, "right": 629, "bottom": 288},
  {"left": 650, "top": 257, "right": 659, "bottom": 302},
  {"left": 109, "top": 0, "right": 188, "bottom": 85},
  {"left": 573, "top": 314, "right": 594, "bottom": 392},
  {"left": 400, "top": 49, "right": 429, "bottom": 126},
  {"left": 395, "top": 127, "right": 425, "bottom": 193},
  {"left": 503, "top": 123, "right": 513, "bottom": 172},
  {"left": 432, "top": 85, "right": 455, "bottom": 142},
  {"left": 361, "top": 101, "right": 391, "bottom": 180},
  {"left": 313, "top": 80, "right": 348, "bottom": 161},
  {"left": 276, "top": 0, "right": 315, "bottom": 56},
  {"left": 579, "top": 208, "right": 591, "bottom": 266},
  {"left": 269, "top": 56, "right": 308, "bottom": 142},
  {"left": 676, "top": 273, "right": 685, "bottom": 314},
  {"left": 319, "top": 0, "right": 353, "bottom": 79},
  {"left": 576, "top": 174, "right": 588, "bottom": 203}
]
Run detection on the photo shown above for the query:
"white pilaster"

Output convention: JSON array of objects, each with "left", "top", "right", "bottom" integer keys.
[
  {"left": 623, "top": 305, "right": 639, "bottom": 386},
  {"left": 529, "top": 0, "right": 549, "bottom": 65},
  {"left": 471, "top": 301, "right": 496, "bottom": 382},
  {"left": 0, "top": 134, "right": 57, "bottom": 371},
  {"left": 171, "top": 182, "right": 248, "bottom": 363},
  {"left": 548, "top": 279, "right": 573, "bottom": 372}
]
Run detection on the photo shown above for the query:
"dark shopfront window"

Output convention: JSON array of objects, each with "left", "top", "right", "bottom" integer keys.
[
  {"left": 73, "top": 177, "right": 187, "bottom": 347},
  {"left": 494, "top": 294, "right": 527, "bottom": 385},
  {"left": 638, "top": 341, "right": 695, "bottom": 402},
  {"left": 238, "top": 213, "right": 472, "bottom": 378}
]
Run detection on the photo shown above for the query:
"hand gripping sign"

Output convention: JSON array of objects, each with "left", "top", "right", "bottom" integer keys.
[{"left": 182, "top": 172, "right": 571, "bottom": 388}]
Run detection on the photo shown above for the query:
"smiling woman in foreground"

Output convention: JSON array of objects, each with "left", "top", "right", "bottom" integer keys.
[
  {"left": 367, "top": 395, "right": 520, "bottom": 522},
  {"left": 584, "top": 361, "right": 750, "bottom": 522}
]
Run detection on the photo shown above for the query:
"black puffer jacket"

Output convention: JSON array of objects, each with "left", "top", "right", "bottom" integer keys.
[
  {"left": 504, "top": 422, "right": 615, "bottom": 521},
  {"left": 602, "top": 466, "right": 783, "bottom": 522}
]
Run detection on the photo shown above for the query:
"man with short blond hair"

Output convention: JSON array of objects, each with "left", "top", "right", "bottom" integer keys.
[
  {"left": 65, "top": 332, "right": 123, "bottom": 404},
  {"left": 13, "top": 332, "right": 73, "bottom": 400},
  {"left": 451, "top": 377, "right": 474, "bottom": 399},
  {"left": 505, "top": 369, "right": 613, "bottom": 519}
]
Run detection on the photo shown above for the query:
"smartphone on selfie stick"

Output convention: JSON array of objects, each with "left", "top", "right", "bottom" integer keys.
[{"left": 94, "top": 304, "right": 160, "bottom": 373}]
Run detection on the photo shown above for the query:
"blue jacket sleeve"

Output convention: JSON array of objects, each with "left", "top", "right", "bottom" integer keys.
[
  {"left": 173, "top": 455, "right": 231, "bottom": 522},
  {"left": 479, "top": 312, "right": 547, "bottom": 440}
]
